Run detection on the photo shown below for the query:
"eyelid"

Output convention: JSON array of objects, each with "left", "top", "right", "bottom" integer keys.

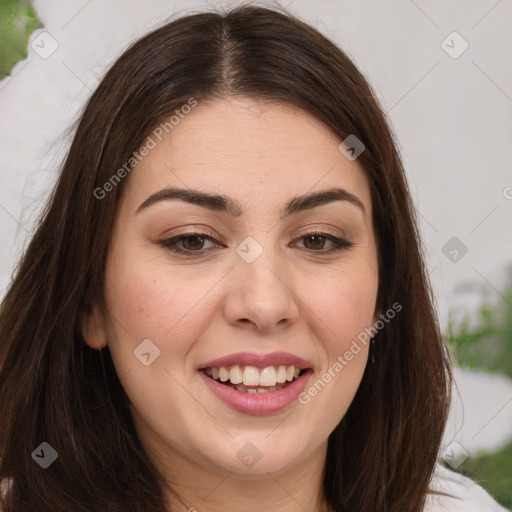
[
  {"left": 159, "top": 223, "right": 344, "bottom": 244},
  {"left": 294, "top": 223, "right": 345, "bottom": 239},
  {"left": 159, "top": 225, "right": 219, "bottom": 239},
  {"left": 156, "top": 229, "right": 353, "bottom": 257}
]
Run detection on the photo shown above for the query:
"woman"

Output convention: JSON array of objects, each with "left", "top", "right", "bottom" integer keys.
[{"left": 0, "top": 4, "right": 507, "bottom": 511}]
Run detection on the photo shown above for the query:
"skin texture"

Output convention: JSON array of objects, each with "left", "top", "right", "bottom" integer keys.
[{"left": 82, "top": 97, "right": 379, "bottom": 512}]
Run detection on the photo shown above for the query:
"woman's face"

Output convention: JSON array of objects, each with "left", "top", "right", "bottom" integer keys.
[{"left": 84, "top": 97, "right": 379, "bottom": 479}]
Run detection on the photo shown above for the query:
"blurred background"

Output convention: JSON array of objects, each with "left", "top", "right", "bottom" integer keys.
[{"left": 0, "top": 0, "right": 511, "bottom": 507}]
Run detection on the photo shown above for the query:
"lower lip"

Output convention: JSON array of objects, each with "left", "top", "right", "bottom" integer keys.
[{"left": 198, "top": 369, "right": 312, "bottom": 415}]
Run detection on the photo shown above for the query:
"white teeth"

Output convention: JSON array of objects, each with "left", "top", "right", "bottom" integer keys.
[
  {"left": 259, "top": 366, "right": 277, "bottom": 386},
  {"left": 229, "top": 365, "right": 243, "bottom": 385},
  {"left": 242, "top": 366, "right": 260, "bottom": 386},
  {"left": 236, "top": 385, "right": 277, "bottom": 394},
  {"left": 205, "top": 364, "right": 304, "bottom": 387},
  {"left": 276, "top": 365, "right": 287, "bottom": 383}
]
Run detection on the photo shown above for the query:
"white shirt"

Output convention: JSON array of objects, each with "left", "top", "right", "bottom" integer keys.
[{"left": 425, "top": 463, "right": 510, "bottom": 511}]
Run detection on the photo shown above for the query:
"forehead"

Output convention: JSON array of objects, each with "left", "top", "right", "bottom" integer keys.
[{"left": 120, "top": 97, "right": 372, "bottom": 218}]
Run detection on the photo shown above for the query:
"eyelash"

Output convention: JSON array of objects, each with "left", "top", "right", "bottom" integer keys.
[{"left": 157, "top": 231, "right": 353, "bottom": 256}]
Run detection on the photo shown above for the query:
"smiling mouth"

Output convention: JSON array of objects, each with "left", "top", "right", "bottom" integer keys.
[{"left": 200, "top": 364, "right": 307, "bottom": 394}]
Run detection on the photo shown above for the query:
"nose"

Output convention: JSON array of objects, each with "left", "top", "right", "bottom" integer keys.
[{"left": 223, "top": 246, "right": 299, "bottom": 333}]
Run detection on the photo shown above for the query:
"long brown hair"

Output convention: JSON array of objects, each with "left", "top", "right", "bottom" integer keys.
[{"left": 0, "top": 4, "right": 452, "bottom": 511}]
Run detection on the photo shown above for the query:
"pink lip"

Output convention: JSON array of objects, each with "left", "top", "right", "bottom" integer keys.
[
  {"left": 198, "top": 368, "right": 313, "bottom": 415},
  {"left": 197, "top": 351, "right": 313, "bottom": 370}
]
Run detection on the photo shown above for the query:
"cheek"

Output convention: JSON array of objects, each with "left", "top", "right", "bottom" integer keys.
[
  {"left": 307, "top": 265, "right": 378, "bottom": 344},
  {"left": 303, "top": 282, "right": 374, "bottom": 419},
  {"left": 297, "top": 275, "right": 375, "bottom": 434},
  {"left": 102, "top": 256, "right": 217, "bottom": 374},
  {"left": 101, "top": 258, "right": 218, "bottom": 430}
]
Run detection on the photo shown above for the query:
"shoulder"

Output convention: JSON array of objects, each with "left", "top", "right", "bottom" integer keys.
[{"left": 423, "top": 462, "right": 510, "bottom": 512}]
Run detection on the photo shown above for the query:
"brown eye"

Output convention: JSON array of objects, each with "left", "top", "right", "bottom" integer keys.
[
  {"left": 157, "top": 233, "right": 219, "bottom": 255},
  {"left": 157, "top": 231, "right": 353, "bottom": 257},
  {"left": 302, "top": 234, "right": 330, "bottom": 250},
  {"left": 180, "top": 235, "right": 207, "bottom": 251},
  {"left": 294, "top": 233, "right": 353, "bottom": 253}
]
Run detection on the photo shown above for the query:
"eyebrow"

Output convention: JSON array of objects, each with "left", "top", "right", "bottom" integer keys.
[{"left": 136, "top": 186, "right": 365, "bottom": 219}]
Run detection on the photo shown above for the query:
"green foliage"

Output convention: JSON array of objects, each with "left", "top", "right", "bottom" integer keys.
[
  {"left": 446, "top": 265, "right": 512, "bottom": 379},
  {"left": 445, "top": 264, "right": 512, "bottom": 508},
  {"left": 0, "top": 0, "right": 42, "bottom": 79}
]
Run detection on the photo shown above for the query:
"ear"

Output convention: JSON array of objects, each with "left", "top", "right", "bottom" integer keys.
[{"left": 81, "top": 303, "right": 108, "bottom": 350}]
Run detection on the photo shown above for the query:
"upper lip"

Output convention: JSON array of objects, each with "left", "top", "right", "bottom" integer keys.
[{"left": 197, "top": 351, "right": 313, "bottom": 370}]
